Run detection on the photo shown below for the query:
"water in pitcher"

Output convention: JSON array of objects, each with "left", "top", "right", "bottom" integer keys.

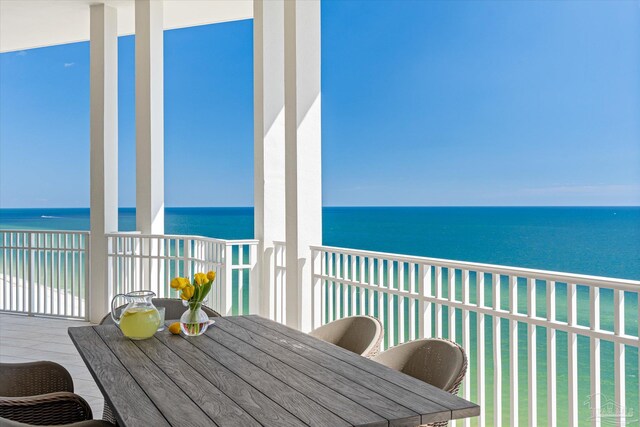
[{"left": 118, "top": 307, "right": 160, "bottom": 340}]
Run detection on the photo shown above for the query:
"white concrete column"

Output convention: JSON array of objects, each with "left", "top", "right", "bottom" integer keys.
[
  {"left": 89, "top": 4, "right": 118, "bottom": 323},
  {"left": 284, "top": 0, "right": 322, "bottom": 331},
  {"left": 254, "top": 0, "right": 286, "bottom": 318},
  {"left": 135, "top": 0, "right": 164, "bottom": 235}
]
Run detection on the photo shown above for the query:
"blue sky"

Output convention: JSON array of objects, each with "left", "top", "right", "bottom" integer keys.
[{"left": 1, "top": 0, "right": 639, "bottom": 208}]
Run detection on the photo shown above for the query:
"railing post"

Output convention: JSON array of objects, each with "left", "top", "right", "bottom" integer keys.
[
  {"left": 589, "top": 286, "right": 601, "bottom": 427},
  {"left": 435, "top": 266, "right": 442, "bottom": 337},
  {"left": 477, "top": 271, "right": 486, "bottom": 427},
  {"left": 613, "top": 289, "right": 626, "bottom": 425},
  {"left": 85, "top": 233, "right": 91, "bottom": 321},
  {"left": 547, "top": 280, "right": 557, "bottom": 427},
  {"left": 461, "top": 270, "right": 471, "bottom": 427},
  {"left": 448, "top": 268, "right": 456, "bottom": 342},
  {"left": 492, "top": 273, "right": 502, "bottom": 427},
  {"left": 508, "top": 275, "right": 518, "bottom": 427},
  {"left": 527, "top": 277, "right": 537, "bottom": 427},
  {"left": 27, "top": 232, "right": 35, "bottom": 316},
  {"left": 106, "top": 234, "right": 112, "bottom": 305},
  {"left": 419, "top": 265, "right": 431, "bottom": 340},
  {"left": 249, "top": 243, "right": 259, "bottom": 315},
  {"left": 567, "top": 282, "right": 578, "bottom": 426},
  {"left": 221, "top": 243, "right": 234, "bottom": 316},
  {"left": 183, "top": 238, "right": 190, "bottom": 280},
  {"left": 311, "top": 248, "right": 322, "bottom": 329}
]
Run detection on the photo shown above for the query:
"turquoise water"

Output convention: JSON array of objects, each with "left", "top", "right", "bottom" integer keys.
[
  {"left": 1, "top": 207, "right": 638, "bottom": 279},
  {"left": 1, "top": 206, "right": 639, "bottom": 426}
]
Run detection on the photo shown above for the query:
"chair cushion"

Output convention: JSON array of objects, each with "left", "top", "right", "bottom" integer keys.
[
  {"left": 403, "top": 340, "right": 464, "bottom": 391},
  {"left": 309, "top": 316, "right": 381, "bottom": 356},
  {"left": 373, "top": 338, "right": 465, "bottom": 392}
]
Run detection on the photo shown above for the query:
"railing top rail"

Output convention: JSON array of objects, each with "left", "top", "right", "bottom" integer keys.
[
  {"left": 311, "top": 244, "right": 640, "bottom": 290},
  {"left": 105, "top": 231, "right": 259, "bottom": 246},
  {"left": 0, "top": 229, "right": 90, "bottom": 235}
]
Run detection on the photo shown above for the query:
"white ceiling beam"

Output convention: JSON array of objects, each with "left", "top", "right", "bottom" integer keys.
[{"left": 0, "top": 0, "right": 253, "bottom": 53}]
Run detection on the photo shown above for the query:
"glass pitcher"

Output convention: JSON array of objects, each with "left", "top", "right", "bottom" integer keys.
[{"left": 110, "top": 290, "right": 161, "bottom": 340}]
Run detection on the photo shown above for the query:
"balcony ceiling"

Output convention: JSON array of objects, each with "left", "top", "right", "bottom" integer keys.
[{"left": 0, "top": 0, "right": 253, "bottom": 53}]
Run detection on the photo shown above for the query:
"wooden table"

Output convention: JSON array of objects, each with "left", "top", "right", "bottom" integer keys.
[{"left": 69, "top": 315, "right": 479, "bottom": 427}]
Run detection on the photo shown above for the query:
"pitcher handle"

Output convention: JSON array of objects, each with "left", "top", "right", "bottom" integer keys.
[{"left": 110, "top": 293, "right": 126, "bottom": 325}]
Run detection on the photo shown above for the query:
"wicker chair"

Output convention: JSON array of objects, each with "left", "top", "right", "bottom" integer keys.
[
  {"left": 99, "top": 297, "right": 221, "bottom": 325},
  {"left": 373, "top": 338, "right": 468, "bottom": 427},
  {"left": 309, "top": 316, "right": 383, "bottom": 358},
  {"left": 0, "top": 361, "right": 111, "bottom": 426}
]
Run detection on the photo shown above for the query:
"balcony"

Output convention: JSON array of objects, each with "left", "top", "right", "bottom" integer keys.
[
  {"left": 1, "top": 229, "right": 639, "bottom": 426},
  {"left": 1, "top": 1, "right": 638, "bottom": 426}
]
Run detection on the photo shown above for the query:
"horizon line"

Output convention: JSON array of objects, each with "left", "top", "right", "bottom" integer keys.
[{"left": 1, "top": 205, "right": 640, "bottom": 210}]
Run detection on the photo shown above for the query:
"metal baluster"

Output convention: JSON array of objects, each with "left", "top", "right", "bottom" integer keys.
[
  {"left": 398, "top": 262, "right": 406, "bottom": 344},
  {"left": 350, "top": 255, "right": 357, "bottom": 316},
  {"left": 448, "top": 268, "right": 456, "bottom": 342},
  {"left": 568, "top": 282, "right": 578, "bottom": 425},
  {"left": 477, "top": 271, "right": 486, "bottom": 427},
  {"left": 493, "top": 273, "right": 502, "bottom": 427},
  {"left": 547, "top": 280, "right": 557, "bottom": 427},
  {"left": 527, "top": 277, "right": 537, "bottom": 427},
  {"left": 613, "top": 289, "right": 626, "bottom": 427},
  {"left": 589, "top": 285, "right": 601, "bottom": 427},
  {"left": 509, "top": 275, "right": 518, "bottom": 427},
  {"left": 461, "top": 269, "right": 471, "bottom": 427},
  {"left": 435, "top": 266, "right": 443, "bottom": 337}
]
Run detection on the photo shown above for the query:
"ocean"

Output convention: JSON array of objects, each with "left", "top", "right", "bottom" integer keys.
[
  {"left": 1, "top": 206, "right": 639, "bottom": 426},
  {"left": 1, "top": 207, "right": 638, "bottom": 279}
]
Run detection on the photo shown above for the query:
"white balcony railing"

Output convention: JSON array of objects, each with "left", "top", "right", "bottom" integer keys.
[
  {"left": 0, "top": 230, "right": 259, "bottom": 320},
  {"left": 0, "top": 230, "right": 90, "bottom": 319},
  {"left": 106, "top": 233, "right": 259, "bottom": 317},
  {"left": 309, "top": 245, "right": 640, "bottom": 427},
  {"left": 3, "top": 229, "right": 639, "bottom": 425}
]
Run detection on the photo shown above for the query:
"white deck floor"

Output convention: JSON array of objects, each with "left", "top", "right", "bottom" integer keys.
[{"left": 0, "top": 313, "right": 103, "bottom": 418}]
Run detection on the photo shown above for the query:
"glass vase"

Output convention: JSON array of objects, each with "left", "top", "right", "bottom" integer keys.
[{"left": 180, "top": 302, "right": 209, "bottom": 336}]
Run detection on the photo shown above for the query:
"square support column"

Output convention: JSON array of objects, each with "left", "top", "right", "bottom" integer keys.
[
  {"left": 284, "top": 0, "right": 322, "bottom": 331},
  {"left": 254, "top": 0, "right": 286, "bottom": 318},
  {"left": 135, "top": 0, "right": 164, "bottom": 235},
  {"left": 89, "top": 4, "right": 118, "bottom": 322}
]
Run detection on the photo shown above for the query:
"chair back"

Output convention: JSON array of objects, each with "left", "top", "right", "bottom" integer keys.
[
  {"left": 0, "top": 361, "right": 73, "bottom": 397},
  {"left": 373, "top": 338, "right": 467, "bottom": 394},
  {"left": 99, "top": 298, "right": 220, "bottom": 325},
  {"left": 309, "top": 316, "right": 383, "bottom": 358}
]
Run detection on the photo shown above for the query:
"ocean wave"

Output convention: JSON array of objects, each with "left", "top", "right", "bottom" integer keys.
[{"left": 40, "top": 215, "right": 60, "bottom": 219}]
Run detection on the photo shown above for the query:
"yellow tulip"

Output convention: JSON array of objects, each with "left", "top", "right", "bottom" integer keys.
[
  {"left": 206, "top": 271, "right": 216, "bottom": 282},
  {"left": 170, "top": 277, "right": 189, "bottom": 290},
  {"left": 170, "top": 277, "right": 180, "bottom": 289},
  {"left": 181, "top": 285, "right": 195, "bottom": 300},
  {"left": 194, "top": 273, "right": 207, "bottom": 285}
]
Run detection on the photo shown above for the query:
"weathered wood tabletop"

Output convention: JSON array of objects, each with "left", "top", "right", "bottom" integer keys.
[{"left": 69, "top": 315, "right": 479, "bottom": 427}]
